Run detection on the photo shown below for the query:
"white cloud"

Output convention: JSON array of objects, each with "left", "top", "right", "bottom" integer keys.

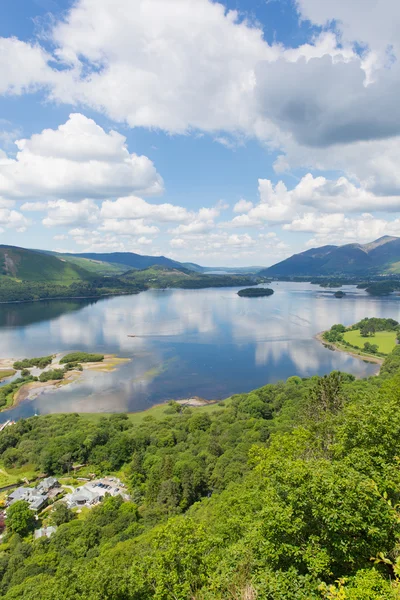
[
  {"left": 296, "top": 0, "right": 400, "bottom": 56},
  {"left": 233, "top": 199, "right": 253, "bottom": 213},
  {"left": 287, "top": 212, "right": 400, "bottom": 246},
  {"left": 42, "top": 199, "right": 100, "bottom": 227},
  {"left": 0, "top": 208, "right": 28, "bottom": 230},
  {"left": 0, "top": 114, "right": 163, "bottom": 202},
  {"left": 101, "top": 196, "right": 191, "bottom": 222},
  {"left": 0, "top": 37, "right": 57, "bottom": 95},
  {"left": 170, "top": 220, "right": 215, "bottom": 235},
  {"left": 227, "top": 174, "right": 400, "bottom": 230},
  {"left": 169, "top": 238, "right": 187, "bottom": 249},
  {"left": 99, "top": 219, "right": 159, "bottom": 236}
]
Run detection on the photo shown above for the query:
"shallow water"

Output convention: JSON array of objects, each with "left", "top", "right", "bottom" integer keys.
[{"left": 1, "top": 282, "right": 399, "bottom": 421}]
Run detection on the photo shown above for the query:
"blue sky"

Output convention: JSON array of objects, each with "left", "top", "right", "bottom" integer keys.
[{"left": 0, "top": 0, "right": 399, "bottom": 266}]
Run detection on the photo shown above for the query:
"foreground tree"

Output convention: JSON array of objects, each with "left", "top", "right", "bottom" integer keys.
[{"left": 6, "top": 500, "right": 35, "bottom": 536}]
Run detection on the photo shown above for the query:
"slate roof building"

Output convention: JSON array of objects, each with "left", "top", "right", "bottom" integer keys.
[
  {"left": 7, "top": 487, "right": 48, "bottom": 512},
  {"left": 34, "top": 526, "right": 57, "bottom": 540}
]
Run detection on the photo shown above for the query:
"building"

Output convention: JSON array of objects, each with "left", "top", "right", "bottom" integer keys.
[
  {"left": 8, "top": 486, "right": 48, "bottom": 512},
  {"left": 34, "top": 526, "right": 57, "bottom": 540},
  {"left": 65, "top": 485, "right": 100, "bottom": 508},
  {"left": 37, "top": 477, "right": 59, "bottom": 494},
  {"left": 64, "top": 477, "right": 129, "bottom": 509}
]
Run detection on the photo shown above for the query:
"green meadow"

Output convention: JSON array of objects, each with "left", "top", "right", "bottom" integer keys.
[{"left": 343, "top": 328, "right": 397, "bottom": 354}]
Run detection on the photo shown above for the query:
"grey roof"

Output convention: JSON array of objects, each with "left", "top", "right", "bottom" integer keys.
[
  {"left": 34, "top": 526, "right": 57, "bottom": 539},
  {"left": 8, "top": 487, "right": 28, "bottom": 502},
  {"left": 38, "top": 477, "right": 58, "bottom": 491},
  {"left": 29, "top": 495, "right": 47, "bottom": 511}
]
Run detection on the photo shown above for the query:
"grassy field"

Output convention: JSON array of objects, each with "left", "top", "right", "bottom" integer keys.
[
  {"left": 79, "top": 400, "right": 228, "bottom": 425},
  {"left": 343, "top": 329, "right": 397, "bottom": 354},
  {"left": 0, "top": 370, "right": 15, "bottom": 382},
  {"left": 57, "top": 255, "right": 128, "bottom": 276},
  {"left": 0, "top": 463, "right": 37, "bottom": 488}
]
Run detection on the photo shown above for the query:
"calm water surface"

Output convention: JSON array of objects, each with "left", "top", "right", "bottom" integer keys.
[{"left": 1, "top": 282, "right": 399, "bottom": 421}]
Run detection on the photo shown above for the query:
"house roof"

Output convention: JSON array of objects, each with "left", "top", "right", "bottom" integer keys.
[{"left": 34, "top": 526, "right": 57, "bottom": 539}]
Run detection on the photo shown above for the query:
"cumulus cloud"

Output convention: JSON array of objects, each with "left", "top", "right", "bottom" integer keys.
[
  {"left": 101, "top": 196, "right": 191, "bottom": 222},
  {"left": 0, "top": 37, "right": 57, "bottom": 95},
  {"left": 42, "top": 199, "right": 100, "bottom": 227},
  {"left": 228, "top": 174, "right": 400, "bottom": 230},
  {"left": 0, "top": 207, "right": 28, "bottom": 231},
  {"left": 299, "top": 213, "right": 400, "bottom": 246},
  {"left": 0, "top": 114, "right": 163, "bottom": 202},
  {"left": 233, "top": 199, "right": 253, "bottom": 213},
  {"left": 99, "top": 219, "right": 159, "bottom": 236}
]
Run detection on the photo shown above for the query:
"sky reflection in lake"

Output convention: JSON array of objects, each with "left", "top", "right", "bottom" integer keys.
[{"left": 1, "top": 282, "right": 399, "bottom": 420}]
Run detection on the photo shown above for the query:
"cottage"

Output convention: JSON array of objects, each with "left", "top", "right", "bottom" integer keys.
[
  {"left": 34, "top": 526, "right": 57, "bottom": 540},
  {"left": 37, "top": 477, "right": 59, "bottom": 493},
  {"left": 66, "top": 485, "right": 100, "bottom": 508},
  {"left": 7, "top": 487, "right": 28, "bottom": 504},
  {"left": 7, "top": 487, "right": 48, "bottom": 511}
]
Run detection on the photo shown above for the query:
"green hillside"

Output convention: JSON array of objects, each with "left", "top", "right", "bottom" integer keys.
[
  {"left": 122, "top": 265, "right": 257, "bottom": 288},
  {"left": 54, "top": 254, "right": 129, "bottom": 276},
  {"left": 2, "top": 346, "right": 400, "bottom": 596},
  {"left": 0, "top": 245, "right": 91, "bottom": 283}
]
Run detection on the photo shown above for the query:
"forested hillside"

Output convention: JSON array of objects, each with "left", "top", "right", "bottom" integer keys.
[{"left": 2, "top": 347, "right": 400, "bottom": 597}]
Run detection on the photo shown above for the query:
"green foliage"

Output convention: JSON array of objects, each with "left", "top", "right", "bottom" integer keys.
[
  {"left": 13, "top": 356, "right": 53, "bottom": 370},
  {"left": 355, "top": 317, "right": 399, "bottom": 331},
  {"left": 50, "top": 503, "right": 74, "bottom": 526},
  {"left": 0, "top": 375, "right": 37, "bottom": 409},
  {"left": 6, "top": 501, "right": 36, "bottom": 536},
  {"left": 123, "top": 266, "right": 258, "bottom": 290},
  {"left": 2, "top": 343, "right": 400, "bottom": 597},
  {"left": 38, "top": 369, "right": 65, "bottom": 383},
  {"left": 237, "top": 287, "right": 274, "bottom": 297},
  {"left": 60, "top": 352, "right": 104, "bottom": 364},
  {"left": 364, "top": 342, "right": 379, "bottom": 354}
]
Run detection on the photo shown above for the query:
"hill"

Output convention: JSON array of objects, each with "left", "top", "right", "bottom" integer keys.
[
  {"left": 261, "top": 236, "right": 400, "bottom": 277},
  {"left": 65, "top": 251, "right": 184, "bottom": 271},
  {"left": 0, "top": 246, "right": 259, "bottom": 302},
  {"left": 122, "top": 265, "right": 257, "bottom": 289},
  {"left": 2, "top": 347, "right": 400, "bottom": 597},
  {"left": 40, "top": 251, "right": 129, "bottom": 276},
  {"left": 0, "top": 245, "right": 91, "bottom": 283}
]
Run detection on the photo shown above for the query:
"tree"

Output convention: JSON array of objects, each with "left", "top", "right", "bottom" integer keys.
[
  {"left": 364, "top": 342, "right": 378, "bottom": 354},
  {"left": 360, "top": 323, "right": 375, "bottom": 337},
  {"left": 306, "top": 372, "right": 344, "bottom": 420},
  {"left": 51, "top": 502, "right": 74, "bottom": 526},
  {"left": 6, "top": 501, "right": 35, "bottom": 536}
]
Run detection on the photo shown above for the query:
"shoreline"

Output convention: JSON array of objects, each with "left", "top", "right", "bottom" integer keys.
[
  {"left": 0, "top": 291, "right": 142, "bottom": 306},
  {"left": 1, "top": 354, "right": 131, "bottom": 411},
  {"left": 315, "top": 331, "right": 384, "bottom": 366}
]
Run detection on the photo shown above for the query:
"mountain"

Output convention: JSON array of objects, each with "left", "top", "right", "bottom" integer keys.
[
  {"left": 0, "top": 245, "right": 92, "bottom": 283},
  {"left": 183, "top": 263, "right": 263, "bottom": 274},
  {"left": 122, "top": 265, "right": 257, "bottom": 288},
  {"left": 64, "top": 251, "right": 184, "bottom": 271},
  {"left": 260, "top": 236, "right": 400, "bottom": 277}
]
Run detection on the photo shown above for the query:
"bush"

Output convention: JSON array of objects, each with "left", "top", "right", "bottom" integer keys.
[
  {"left": 13, "top": 356, "right": 53, "bottom": 370},
  {"left": 38, "top": 369, "right": 65, "bottom": 382},
  {"left": 60, "top": 352, "right": 104, "bottom": 364}
]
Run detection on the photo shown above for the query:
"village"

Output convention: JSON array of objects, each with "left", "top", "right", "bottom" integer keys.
[{"left": 1, "top": 475, "right": 130, "bottom": 539}]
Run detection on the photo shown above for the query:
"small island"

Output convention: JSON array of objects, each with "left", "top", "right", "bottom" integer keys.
[
  {"left": 318, "top": 317, "right": 399, "bottom": 365},
  {"left": 0, "top": 352, "right": 129, "bottom": 411},
  {"left": 238, "top": 287, "right": 274, "bottom": 298},
  {"left": 334, "top": 291, "right": 346, "bottom": 298}
]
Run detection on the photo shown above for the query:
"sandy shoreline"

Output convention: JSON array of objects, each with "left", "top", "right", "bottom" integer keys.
[
  {"left": 1, "top": 353, "right": 131, "bottom": 410},
  {"left": 315, "top": 331, "right": 384, "bottom": 366}
]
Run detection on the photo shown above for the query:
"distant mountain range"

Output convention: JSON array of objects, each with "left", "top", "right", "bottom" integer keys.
[
  {"left": 260, "top": 236, "right": 400, "bottom": 277},
  {"left": 0, "top": 245, "right": 257, "bottom": 303}
]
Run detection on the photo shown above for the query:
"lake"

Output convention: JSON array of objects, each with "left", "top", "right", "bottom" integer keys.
[{"left": 1, "top": 281, "right": 399, "bottom": 421}]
